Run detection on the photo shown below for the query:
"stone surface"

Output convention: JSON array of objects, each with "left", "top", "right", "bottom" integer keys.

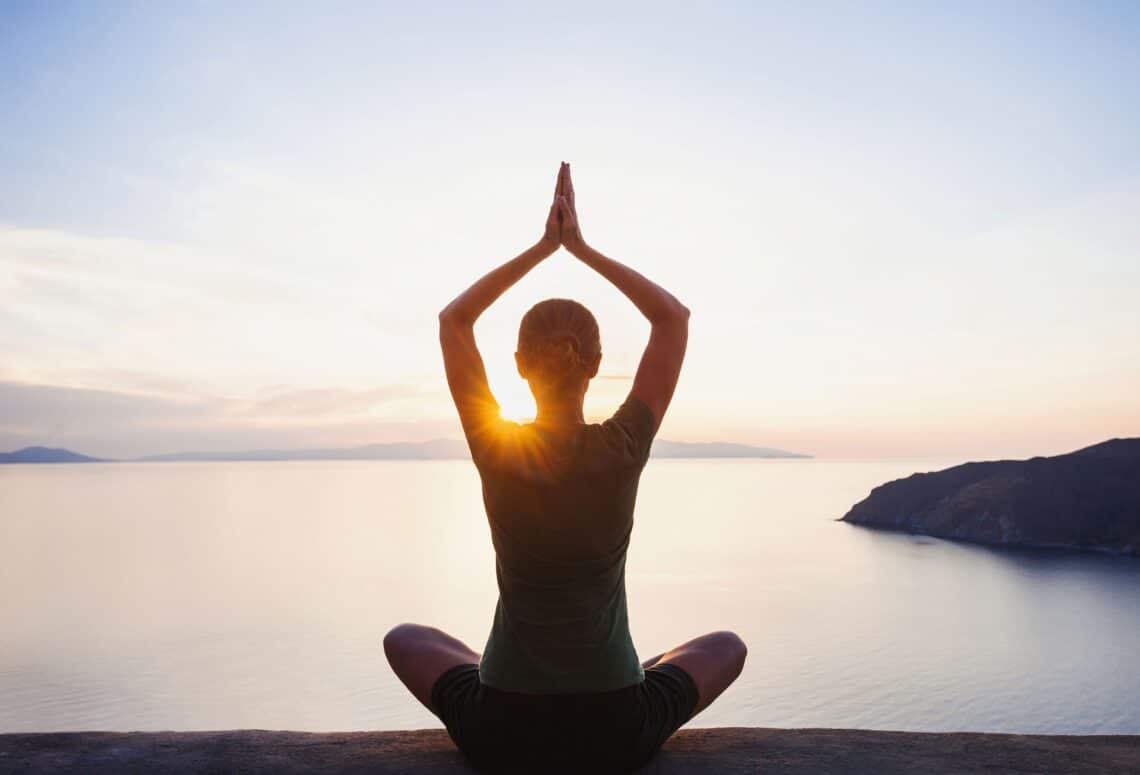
[
  {"left": 2, "top": 728, "right": 1138, "bottom": 774},
  {"left": 841, "top": 438, "right": 1140, "bottom": 556}
]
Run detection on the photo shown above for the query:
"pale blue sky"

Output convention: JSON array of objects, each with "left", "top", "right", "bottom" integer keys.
[{"left": 2, "top": 1, "right": 1139, "bottom": 458}]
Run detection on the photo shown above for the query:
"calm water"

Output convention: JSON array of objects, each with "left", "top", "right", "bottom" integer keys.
[{"left": 2, "top": 459, "right": 1139, "bottom": 734}]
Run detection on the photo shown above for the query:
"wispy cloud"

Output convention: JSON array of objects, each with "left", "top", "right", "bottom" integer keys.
[
  {"left": 0, "top": 224, "right": 442, "bottom": 394},
  {"left": 240, "top": 385, "right": 423, "bottom": 420},
  {"left": 0, "top": 380, "right": 451, "bottom": 459}
]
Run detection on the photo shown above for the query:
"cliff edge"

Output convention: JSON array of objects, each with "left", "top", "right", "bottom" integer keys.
[{"left": 841, "top": 438, "right": 1140, "bottom": 556}]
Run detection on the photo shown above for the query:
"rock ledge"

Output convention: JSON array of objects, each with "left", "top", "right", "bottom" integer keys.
[{"left": 2, "top": 728, "right": 1138, "bottom": 774}]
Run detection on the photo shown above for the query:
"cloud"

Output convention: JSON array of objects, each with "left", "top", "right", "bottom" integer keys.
[
  {"left": 240, "top": 385, "right": 423, "bottom": 420},
  {"left": 0, "top": 381, "right": 453, "bottom": 459},
  {"left": 0, "top": 223, "right": 443, "bottom": 392}
]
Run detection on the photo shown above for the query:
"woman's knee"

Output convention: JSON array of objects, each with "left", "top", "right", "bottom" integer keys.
[
  {"left": 705, "top": 630, "right": 748, "bottom": 673},
  {"left": 383, "top": 622, "right": 432, "bottom": 660},
  {"left": 719, "top": 630, "right": 747, "bottom": 656}
]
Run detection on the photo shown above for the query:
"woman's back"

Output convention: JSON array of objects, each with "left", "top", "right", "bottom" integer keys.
[{"left": 474, "top": 397, "right": 658, "bottom": 693}]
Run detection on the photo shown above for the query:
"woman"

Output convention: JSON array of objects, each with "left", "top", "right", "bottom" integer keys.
[{"left": 384, "top": 163, "right": 747, "bottom": 773}]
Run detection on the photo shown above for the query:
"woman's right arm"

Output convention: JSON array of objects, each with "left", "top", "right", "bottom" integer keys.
[
  {"left": 439, "top": 166, "right": 564, "bottom": 444},
  {"left": 556, "top": 171, "right": 689, "bottom": 430}
]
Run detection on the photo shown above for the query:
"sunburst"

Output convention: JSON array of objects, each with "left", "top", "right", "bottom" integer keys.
[{"left": 486, "top": 363, "right": 536, "bottom": 423}]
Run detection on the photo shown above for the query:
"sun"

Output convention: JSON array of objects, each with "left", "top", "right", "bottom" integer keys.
[{"left": 487, "top": 363, "right": 536, "bottom": 423}]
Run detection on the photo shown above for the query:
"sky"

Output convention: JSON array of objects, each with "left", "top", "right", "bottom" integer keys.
[{"left": 2, "top": 1, "right": 1139, "bottom": 459}]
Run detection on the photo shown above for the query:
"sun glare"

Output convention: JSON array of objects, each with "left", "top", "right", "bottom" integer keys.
[{"left": 488, "top": 364, "right": 536, "bottom": 423}]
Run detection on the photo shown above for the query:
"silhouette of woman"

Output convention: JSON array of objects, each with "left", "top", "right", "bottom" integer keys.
[{"left": 384, "top": 163, "right": 746, "bottom": 773}]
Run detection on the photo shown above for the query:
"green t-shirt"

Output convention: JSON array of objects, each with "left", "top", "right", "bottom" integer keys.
[{"left": 469, "top": 397, "right": 658, "bottom": 694}]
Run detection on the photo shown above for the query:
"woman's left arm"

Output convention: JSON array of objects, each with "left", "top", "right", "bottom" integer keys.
[{"left": 439, "top": 166, "right": 564, "bottom": 439}]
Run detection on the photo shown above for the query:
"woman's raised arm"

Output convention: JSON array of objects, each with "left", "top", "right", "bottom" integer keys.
[
  {"left": 557, "top": 166, "right": 689, "bottom": 430},
  {"left": 439, "top": 167, "right": 563, "bottom": 440}
]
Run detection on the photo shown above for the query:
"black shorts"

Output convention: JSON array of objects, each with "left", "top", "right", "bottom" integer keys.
[{"left": 430, "top": 663, "right": 699, "bottom": 774}]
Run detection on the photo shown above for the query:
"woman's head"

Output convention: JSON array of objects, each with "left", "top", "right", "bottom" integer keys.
[{"left": 516, "top": 298, "right": 601, "bottom": 401}]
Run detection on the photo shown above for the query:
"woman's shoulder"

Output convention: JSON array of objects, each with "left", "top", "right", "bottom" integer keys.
[
  {"left": 590, "top": 397, "right": 658, "bottom": 467},
  {"left": 468, "top": 418, "right": 527, "bottom": 470}
]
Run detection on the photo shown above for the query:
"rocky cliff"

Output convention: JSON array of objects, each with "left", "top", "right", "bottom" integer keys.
[{"left": 841, "top": 438, "right": 1140, "bottom": 556}]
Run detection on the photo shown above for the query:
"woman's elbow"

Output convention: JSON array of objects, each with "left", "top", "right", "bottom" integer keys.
[
  {"left": 650, "top": 301, "right": 689, "bottom": 332},
  {"left": 666, "top": 299, "right": 691, "bottom": 325},
  {"left": 438, "top": 306, "right": 475, "bottom": 335},
  {"left": 438, "top": 305, "right": 466, "bottom": 325}
]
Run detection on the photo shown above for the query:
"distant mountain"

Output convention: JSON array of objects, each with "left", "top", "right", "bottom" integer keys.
[
  {"left": 841, "top": 438, "right": 1140, "bottom": 557},
  {"left": 0, "top": 446, "right": 108, "bottom": 464},
  {"left": 3, "top": 438, "right": 810, "bottom": 464}
]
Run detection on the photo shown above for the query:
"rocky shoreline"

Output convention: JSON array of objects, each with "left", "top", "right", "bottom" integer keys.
[{"left": 841, "top": 438, "right": 1140, "bottom": 556}]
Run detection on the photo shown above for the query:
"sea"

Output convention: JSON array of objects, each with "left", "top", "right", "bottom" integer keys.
[{"left": 2, "top": 459, "right": 1138, "bottom": 734}]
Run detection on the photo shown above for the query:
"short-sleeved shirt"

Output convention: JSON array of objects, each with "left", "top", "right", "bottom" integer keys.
[{"left": 468, "top": 397, "right": 658, "bottom": 694}]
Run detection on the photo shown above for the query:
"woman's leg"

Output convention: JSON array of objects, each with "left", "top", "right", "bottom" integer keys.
[
  {"left": 383, "top": 623, "right": 480, "bottom": 713},
  {"left": 652, "top": 630, "right": 747, "bottom": 718}
]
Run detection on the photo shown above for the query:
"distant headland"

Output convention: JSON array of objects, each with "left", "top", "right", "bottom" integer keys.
[
  {"left": 0, "top": 446, "right": 109, "bottom": 464},
  {"left": 0, "top": 440, "right": 810, "bottom": 464},
  {"left": 841, "top": 438, "right": 1140, "bottom": 557}
]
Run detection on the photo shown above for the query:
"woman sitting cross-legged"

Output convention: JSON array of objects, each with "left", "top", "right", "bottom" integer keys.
[{"left": 384, "top": 162, "right": 747, "bottom": 773}]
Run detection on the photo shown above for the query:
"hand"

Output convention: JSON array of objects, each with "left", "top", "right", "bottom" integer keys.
[
  {"left": 540, "top": 164, "right": 564, "bottom": 253},
  {"left": 557, "top": 162, "right": 586, "bottom": 255}
]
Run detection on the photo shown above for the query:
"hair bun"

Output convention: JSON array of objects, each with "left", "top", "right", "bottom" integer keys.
[{"left": 534, "top": 333, "right": 583, "bottom": 378}]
